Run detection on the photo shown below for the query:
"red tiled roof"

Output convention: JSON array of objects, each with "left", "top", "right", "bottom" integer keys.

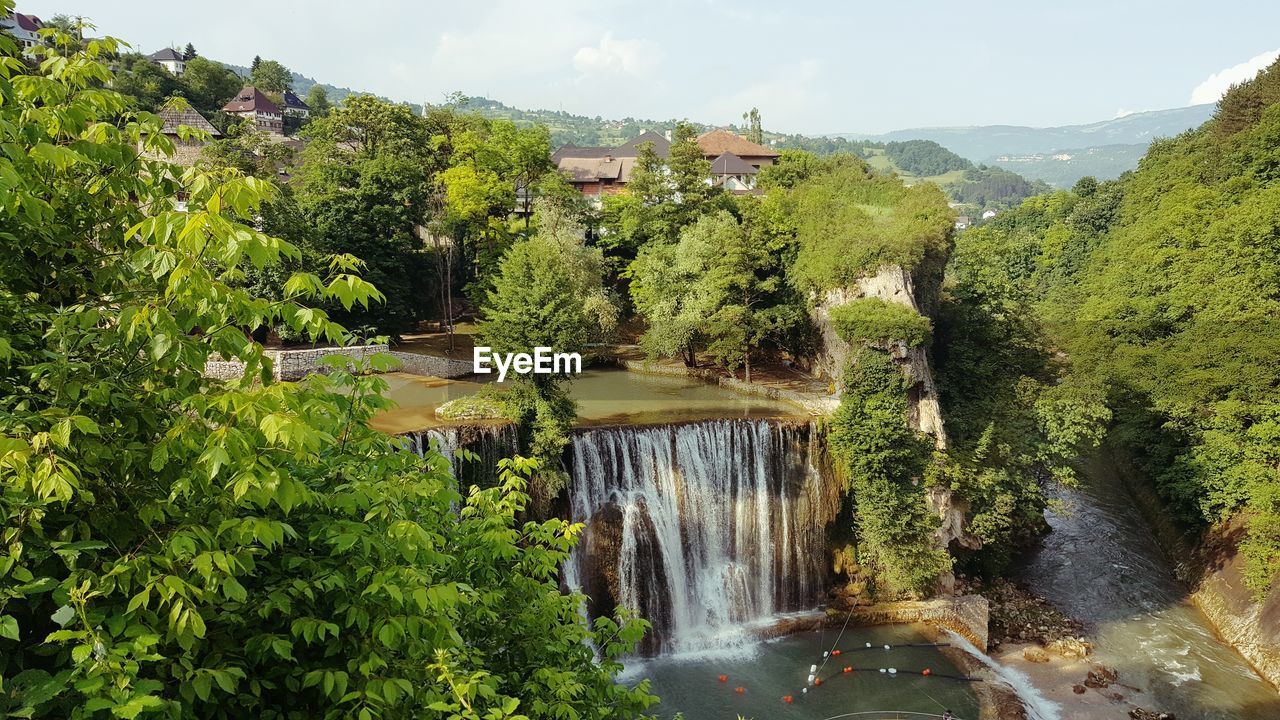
[
  {"left": 697, "top": 129, "right": 779, "bottom": 158},
  {"left": 222, "top": 86, "right": 281, "bottom": 115}
]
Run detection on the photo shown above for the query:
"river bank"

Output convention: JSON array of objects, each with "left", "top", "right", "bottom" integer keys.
[{"left": 1007, "top": 453, "right": 1280, "bottom": 719}]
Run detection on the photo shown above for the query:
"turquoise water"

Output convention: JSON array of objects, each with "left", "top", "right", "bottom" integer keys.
[{"left": 632, "top": 626, "right": 981, "bottom": 720}]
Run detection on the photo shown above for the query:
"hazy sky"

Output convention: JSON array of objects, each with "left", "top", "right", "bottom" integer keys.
[{"left": 20, "top": 0, "right": 1280, "bottom": 135}]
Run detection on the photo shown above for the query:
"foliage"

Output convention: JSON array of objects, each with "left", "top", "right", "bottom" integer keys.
[
  {"left": 0, "top": 23, "right": 657, "bottom": 719},
  {"left": 478, "top": 201, "right": 617, "bottom": 359},
  {"left": 827, "top": 351, "right": 949, "bottom": 598},
  {"left": 884, "top": 140, "right": 971, "bottom": 176},
  {"left": 830, "top": 298, "right": 932, "bottom": 348},
  {"left": 477, "top": 201, "right": 617, "bottom": 507},
  {"left": 304, "top": 85, "right": 332, "bottom": 117},
  {"left": 790, "top": 164, "right": 953, "bottom": 292},
  {"left": 180, "top": 57, "right": 242, "bottom": 117},
  {"left": 250, "top": 59, "right": 292, "bottom": 93},
  {"left": 946, "top": 57, "right": 1280, "bottom": 592}
]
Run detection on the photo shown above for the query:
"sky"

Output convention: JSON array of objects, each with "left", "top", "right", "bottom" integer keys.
[{"left": 18, "top": 0, "right": 1280, "bottom": 135}]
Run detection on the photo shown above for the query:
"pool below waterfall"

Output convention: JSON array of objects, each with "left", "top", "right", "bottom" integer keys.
[{"left": 631, "top": 626, "right": 981, "bottom": 720}]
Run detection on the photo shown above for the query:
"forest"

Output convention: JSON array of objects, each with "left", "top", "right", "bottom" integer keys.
[{"left": 949, "top": 58, "right": 1280, "bottom": 593}]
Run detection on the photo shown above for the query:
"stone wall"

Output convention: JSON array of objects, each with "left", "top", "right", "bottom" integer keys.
[{"left": 203, "top": 346, "right": 473, "bottom": 382}]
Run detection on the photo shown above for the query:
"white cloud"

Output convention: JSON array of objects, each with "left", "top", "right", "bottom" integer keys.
[
  {"left": 1189, "top": 49, "right": 1280, "bottom": 105},
  {"left": 573, "top": 33, "right": 662, "bottom": 77}
]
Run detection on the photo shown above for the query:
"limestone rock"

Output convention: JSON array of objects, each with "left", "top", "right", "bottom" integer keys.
[{"left": 1022, "top": 646, "right": 1050, "bottom": 663}]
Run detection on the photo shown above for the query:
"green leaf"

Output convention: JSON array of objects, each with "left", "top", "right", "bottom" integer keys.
[
  {"left": 0, "top": 615, "right": 18, "bottom": 641},
  {"left": 50, "top": 605, "right": 75, "bottom": 627}
]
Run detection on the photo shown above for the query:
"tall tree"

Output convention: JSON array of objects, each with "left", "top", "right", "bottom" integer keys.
[
  {"left": 250, "top": 58, "right": 292, "bottom": 93},
  {"left": 304, "top": 84, "right": 332, "bottom": 117},
  {"left": 181, "top": 56, "right": 242, "bottom": 114},
  {"left": 182, "top": 42, "right": 196, "bottom": 60},
  {"left": 742, "top": 107, "right": 763, "bottom": 144}
]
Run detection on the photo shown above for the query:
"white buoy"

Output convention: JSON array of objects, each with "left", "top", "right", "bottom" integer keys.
[
  {"left": 823, "top": 651, "right": 829, "bottom": 658},
  {"left": 883, "top": 644, "right": 891, "bottom": 650},
  {"left": 807, "top": 674, "right": 815, "bottom": 685},
  {"left": 809, "top": 664, "right": 817, "bottom": 673},
  {"left": 802, "top": 688, "right": 808, "bottom": 694},
  {"left": 865, "top": 642, "right": 872, "bottom": 648},
  {"left": 889, "top": 668, "right": 898, "bottom": 675},
  {"left": 878, "top": 668, "right": 886, "bottom": 673}
]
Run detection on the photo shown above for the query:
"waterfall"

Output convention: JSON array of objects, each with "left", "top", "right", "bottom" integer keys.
[
  {"left": 565, "top": 418, "right": 838, "bottom": 656},
  {"left": 408, "top": 423, "right": 518, "bottom": 485}
]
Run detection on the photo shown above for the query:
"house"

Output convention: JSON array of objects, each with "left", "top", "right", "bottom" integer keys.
[
  {"left": 982, "top": 209, "right": 997, "bottom": 220},
  {"left": 282, "top": 89, "right": 310, "bottom": 118},
  {"left": 143, "top": 107, "right": 222, "bottom": 165},
  {"left": 954, "top": 216, "right": 971, "bottom": 230},
  {"left": 222, "top": 85, "right": 284, "bottom": 135},
  {"left": 1, "top": 10, "right": 42, "bottom": 52},
  {"left": 551, "top": 130, "right": 670, "bottom": 197},
  {"left": 710, "top": 151, "right": 760, "bottom": 193},
  {"left": 695, "top": 129, "right": 779, "bottom": 169},
  {"left": 147, "top": 47, "right": 185, "bottom": 76}
]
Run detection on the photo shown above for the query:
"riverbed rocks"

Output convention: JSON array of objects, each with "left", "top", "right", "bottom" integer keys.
[
  {"left": 980, "top": 579, "right": 1088, "bottom": 652},
  {"left": 1128, "top": 709, "right": 1176, "bottom": 720},
  {"left": 1084, "top": 664, "right": 1118, "bottom": 688}
]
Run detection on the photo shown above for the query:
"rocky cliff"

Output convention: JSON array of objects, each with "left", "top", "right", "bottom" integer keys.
[
  {"left": 811, "top": 264, "right": 980, "bottom": 589},
  {"left": 1190, "top": 518, "right": 1280, "bottom": 687},
  {"left": 811, "top": 265, "right": 947, "bottom": 448}
]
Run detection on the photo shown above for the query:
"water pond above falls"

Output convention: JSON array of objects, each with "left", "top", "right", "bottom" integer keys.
[{"left": 369, "top": 367, "right": 806, "bottom": 434}]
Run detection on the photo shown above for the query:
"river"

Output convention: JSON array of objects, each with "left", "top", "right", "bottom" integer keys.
[{"left": 1020, "top": 455, "right": 1280, "bottom": 718}]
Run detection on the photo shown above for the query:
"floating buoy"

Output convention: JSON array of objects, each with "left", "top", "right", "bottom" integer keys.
[
  {"left": 735, "top": 686, "right": 745, "bottom": 695},
  {"left": 823, "top": 651, "right": 829, "bottom": 658},
  {"left": 802, "top": 687, "right": 808, "bottom": 694},
  {"left": 813, "top": 678, "right": 822, "bottom": 687},
  {"left": 809, "top": 664, "right": 817, "bottom": 673},
  {"left": 843, "top": 666, "right": 852, "bottom": 673},
  {"left": 888, "top": 668, "right": 898, "bottom": 675},
  {"left": 783, "top": 695, "right": 793, "bottom": 704},
  {"left": 878, "top": 668, "right": 886, "bottom": 673},
  {"left": 922, "top": 668, "right": 932, "bottom": 676},
  {"left": 883, "top": 644, "right": 891, "bottom": 650},
  {"left": 865, "top": 642, "right": 872, "bottom": 648},
  {"left": 807, "top": 673, "right": 815, "bottom": 685},
  {"left": 718, "top": 674, "right": 728, "bottom": 683},
  {"left": 832, "top": 649, "right": 841, "bottom": 656}
]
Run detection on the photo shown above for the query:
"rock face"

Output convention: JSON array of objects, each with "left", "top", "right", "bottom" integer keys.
[
  {"left": 1190, "top": 517, "right": 1280, "bottom": 687},
  {"left": 811, "top": 265, "right": 947, "bottom": 448},
  {"left": 812, "top": 265, "right": 980, "bottom": 586}
]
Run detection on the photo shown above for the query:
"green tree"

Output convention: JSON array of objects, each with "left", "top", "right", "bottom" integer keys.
[
  {"left": 0, "top": 20, "right": 657, "bottom": 718},
  {"left": 741, "top": 107, "right": 762, "bottom": 144},
  {"left": 250, "top": 58, "right": 291, "bottom": 93},
  {"left": 181, "top": 56, "right": 243, "bottom": 115},
  {"left": 304, "top": 84, "right": 332, "bottom": 117},
  {"left": 477, "top": 201, "right": 617, "bottom": 507},
  {"left": 182, "top": 42, "right": 196, "bottom": 60}
]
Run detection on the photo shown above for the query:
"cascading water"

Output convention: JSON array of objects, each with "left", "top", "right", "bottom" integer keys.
[
  {"left": 407, "top": 423, "right": 519, "bottom": 485},
  {"left": 564, "top": 418, "right": 839, "bottom": 656}
]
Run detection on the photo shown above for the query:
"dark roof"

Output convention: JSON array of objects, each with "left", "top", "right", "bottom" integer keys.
[
  {"left": 15, "top": 12, "right": 41, "bottom": 31},
  {"left": 223, "top": 86, "right": 281, "bottom": 114},
  {"left": 148, "top": 47, "right": 184, "bottom": 62},
  {"left": 614, "top": 130, "right": 670, "bottom": 159},
  {"left": 697, "top": 129, "right": 779, "bottom": 158},
  {"left": 156, "top": 107, "right": 221, "bottom": 137},
  {"left": 710, "top": 151, "right": 758, "bottom": 176},
  {"left": 283, "top": 89, "right": 310, "bottom": 110},
  {"left": 551, "top": 144, "right": 614, "bottom": 163}
]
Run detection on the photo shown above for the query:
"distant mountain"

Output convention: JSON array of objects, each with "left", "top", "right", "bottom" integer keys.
[{"left": 833, "top": 105, "right": 1216, "bottom": 186}]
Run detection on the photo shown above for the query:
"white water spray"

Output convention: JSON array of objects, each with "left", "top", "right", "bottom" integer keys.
[{"left": 944, "top": 631, "right": 1061, "bottom": 720}]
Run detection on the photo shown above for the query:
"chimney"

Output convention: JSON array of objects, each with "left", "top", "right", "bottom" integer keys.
[{"left": 664, "top": 129, "right": 672, "bottom": 141}]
